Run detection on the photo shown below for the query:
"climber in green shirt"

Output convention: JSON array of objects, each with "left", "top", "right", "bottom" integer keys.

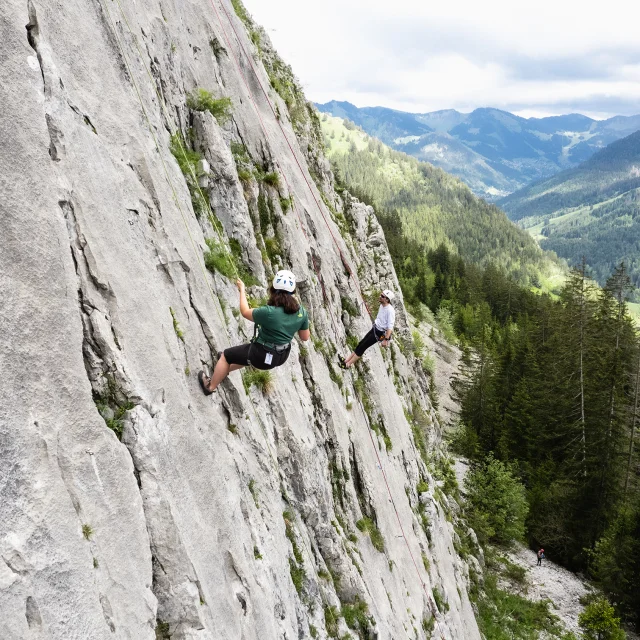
[{"left": 199, "top": 270, "right": 310, "bottom": 395}]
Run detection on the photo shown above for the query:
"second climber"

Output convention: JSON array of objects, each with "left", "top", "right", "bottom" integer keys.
[
  {"left": 338, "top": 289, "right": 395, "bottom": 369},
  {"left": 198, "top": 270, "right": 310, "bottom": 394}
]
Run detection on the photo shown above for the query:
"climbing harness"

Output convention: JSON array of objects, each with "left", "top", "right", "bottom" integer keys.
[{"left": 250, "top": 322, "right": 291, "bottom": 353}]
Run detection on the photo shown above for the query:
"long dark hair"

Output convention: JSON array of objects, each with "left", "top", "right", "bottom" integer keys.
[{"left": 267, "top": 286, "right": 300, "bottom": 314}]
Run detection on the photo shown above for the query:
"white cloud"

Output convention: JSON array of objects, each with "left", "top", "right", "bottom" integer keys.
[{"left": 241, "top": 0, "right": 640, "bottom": 117}]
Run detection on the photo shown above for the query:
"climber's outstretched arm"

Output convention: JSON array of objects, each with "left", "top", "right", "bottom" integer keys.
[{"left": 237, "top": 279, "right": 254, "bottom": 321}]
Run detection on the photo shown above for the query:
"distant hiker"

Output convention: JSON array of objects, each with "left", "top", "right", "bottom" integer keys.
[
  {"left": 338, "top": 289, "right": 395, "bottom": 369},
  {"left": 198, "top": 270, "right": 310, "bottom": 395},
  {"left": 537, "top": 548, "right": 545, "bottom": 566}
]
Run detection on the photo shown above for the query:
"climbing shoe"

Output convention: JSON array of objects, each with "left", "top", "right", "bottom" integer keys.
[
  {"left": 198, "top": 371, "right": 214, "bottom": 396},
  {"left": 337, "top": 355, "right": 347, "bottom": 370}
]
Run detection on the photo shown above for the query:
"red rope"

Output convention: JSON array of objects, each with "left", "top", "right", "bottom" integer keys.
[
  {"left": 207, "top": 0, "right": 349, "bottom": 343},
  {"left": 212, "top": 0, "right": 372, "bottom": 320},
  {"left": 360, "top": 399, "right": 444, "bottom": 633}
]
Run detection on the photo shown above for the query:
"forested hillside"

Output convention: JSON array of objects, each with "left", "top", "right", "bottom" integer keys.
[
  {"left": 500, "top": 131, "right": 640, "bottom": 294},
  {"left": 358, "top": 215, "right": 640, "bottom": 632},
  {"left": 450, "top": 260, "right": 640, "bottom": 633},
  {"left": 321, "top": 114, "right": 562, "bottom": 292}
]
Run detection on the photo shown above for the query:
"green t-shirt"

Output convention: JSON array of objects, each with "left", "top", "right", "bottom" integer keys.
[{"left": 252, "top": 304, "right": 309, "bottom": 346}]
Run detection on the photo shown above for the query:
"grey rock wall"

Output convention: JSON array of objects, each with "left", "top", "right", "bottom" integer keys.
[{"left": 0, "top": 1, "right": 482, "bottom": 638}]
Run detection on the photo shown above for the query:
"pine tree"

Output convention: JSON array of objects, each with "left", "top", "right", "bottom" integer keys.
[
  {"left": 557, "top": 261, "right": 597, "bottom": 480},
  {"left": 578, "top": 597, "right": 626, "bottom": 640},
  {"left": 592, "top": 264, "right": 635, "bottom": 531},
  {"left": 624, "top": 344, "right": 640, "bottom": 499}
]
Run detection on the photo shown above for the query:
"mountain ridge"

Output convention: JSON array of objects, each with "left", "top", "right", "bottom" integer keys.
[{"left": 317, "top": 100, "right": 640, "bottom": 199}]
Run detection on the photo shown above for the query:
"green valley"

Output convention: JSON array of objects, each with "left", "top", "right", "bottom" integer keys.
[
  {"left": 500, "top": 131, "right": 640, "bottom": 296},
  {"left": 321, "top": 115, "right": 563, "bottom": 294}
]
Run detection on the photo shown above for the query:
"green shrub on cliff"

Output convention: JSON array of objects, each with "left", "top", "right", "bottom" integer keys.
[{"left": 187, "top": 89, "right": 232, "bottom": 123}]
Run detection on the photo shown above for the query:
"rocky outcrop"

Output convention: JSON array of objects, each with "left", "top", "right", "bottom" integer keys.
[{"left": 0, "top": 1, "right": 481, "bottom": 638}]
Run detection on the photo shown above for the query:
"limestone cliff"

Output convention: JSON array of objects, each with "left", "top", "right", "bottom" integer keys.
[{"left": 0, "top": 1, "right": 482, "bottom": 638}]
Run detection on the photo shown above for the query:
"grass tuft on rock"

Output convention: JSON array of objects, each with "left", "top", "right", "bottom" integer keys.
[
  {"left": 356, "top": 517, "right": 385, "bottom": 552},
  {"left": 263, "top": 171, "right": 280, "bottom": 187},
  {"left": 248, "top": 479, "right": 259, "bottom": 508},
  {"left": 186, "top": 89, "right": 232, "bottom": 123},
  {"left": 169, "top": 307, "right": 185, "bottom": 342},
  {"left": 204, "top": 238, "right": 236, "bottom": 278},
  {"left": 432, "top": 586, "right": 449, "bottom": 613},
  {"left": 242, "top": 369, "right": 273, "bottom": 394},
  {"left": 341, "top": 295, "right": 360, "bottom": 317},
  {"left": 417, "top": 479, "right": 429, "bottom": 494},
  {"left": 156, "top": 620, "right": 171, "bottom": 639},
  {"left": 203, "top": 237, "right": 258, "bottom": 285},
  {"left": 324, "top": 604, "right": 340, "bottom": 638},
  {"left": 169, "top": 132, "right": 208, "bottom": 217},
  {"left": 280, "top": 196, "right": 292, "bottom": 212},
  {"left": 289, "top": 557, "right": 305, "bottom": 595},
  {"left": 341, "top": 598, "right": 372, "bottom": 635},
  {"left": 94, "top": 375, "right": 135, "bottom": 440}
]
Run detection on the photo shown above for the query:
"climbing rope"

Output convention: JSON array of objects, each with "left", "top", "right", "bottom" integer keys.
[
  {"left": 202, "top": 0, "right": 349, "bottom": 343},
  {"left": 102, "top": 0, "right": 445, "bottom": 633},
  {"left": 208, "top": 1, "right": 445, "bottom": 633},
  {"left": 107, "top": 0, "right": 339, "bottom": 347},
  {"left": 210, "top": 0, "right": 372, "bottom": 320},
  {"left": 101, "top": 11, "right": 341, "bottom": 616}
]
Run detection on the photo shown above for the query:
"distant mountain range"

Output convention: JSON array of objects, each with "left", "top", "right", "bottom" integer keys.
[
  {"left": 316, "top": 101, "right": 640, "bottom": 200},
  {"left": 499, "top": 130, "right": 640, "bottom": 292}
]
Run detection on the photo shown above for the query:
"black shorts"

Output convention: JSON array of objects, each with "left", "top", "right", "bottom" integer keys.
[
  {"left": 354, "top": 327, "right": 384, "bottom": 357},
  {"left": 224, "top": 342, "right": 291, "bottom": 370}
]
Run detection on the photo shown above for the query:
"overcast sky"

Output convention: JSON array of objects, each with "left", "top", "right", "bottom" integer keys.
[{"left": 241, "top": 0, "right": 640, "bottom": 119}]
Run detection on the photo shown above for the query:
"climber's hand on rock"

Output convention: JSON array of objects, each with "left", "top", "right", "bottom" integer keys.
[{"left": 236, "top": 279, "right": 245, "bottom": 291}]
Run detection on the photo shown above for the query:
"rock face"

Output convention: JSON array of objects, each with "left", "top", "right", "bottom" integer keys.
[{"left": 0, "top": 1, "right": 482, "bottom": 638}]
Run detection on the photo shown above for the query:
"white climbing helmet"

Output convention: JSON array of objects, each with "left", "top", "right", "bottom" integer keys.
[
  {"left": 382, "top": 289, "right": 395, "bottom": 301},
  {"left": 273, "top": 270, "right": 297, "bottom": 293}
]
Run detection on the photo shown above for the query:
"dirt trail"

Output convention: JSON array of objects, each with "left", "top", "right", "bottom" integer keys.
[
  {"left": 505, "top": 543, "right": 591, "bottom": 636},
  {"left": 506, "top": 543, "right": 640, "bottom": 639}
]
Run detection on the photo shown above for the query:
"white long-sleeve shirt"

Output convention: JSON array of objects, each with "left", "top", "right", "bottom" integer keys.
[{"left": 374, "top": 304, "right": 395, "bottom": 332}]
